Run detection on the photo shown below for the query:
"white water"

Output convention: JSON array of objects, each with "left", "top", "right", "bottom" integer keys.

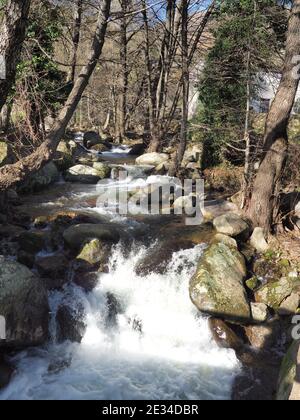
[{"left": 0, "top": 244, "right": 239, "bottom": 400}]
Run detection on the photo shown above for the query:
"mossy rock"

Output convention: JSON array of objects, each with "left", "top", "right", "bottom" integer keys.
[
  {"left": 255, "top": 277, "right": 300, "bottom": 310},
  {"left": 189, "top": 242, "right": 251, "bottom": 323}
]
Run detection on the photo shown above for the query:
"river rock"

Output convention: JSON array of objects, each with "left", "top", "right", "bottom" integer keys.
[
  {"left": 212, "top": 233, "right": 238, "bottom": 248},
  {"left": 0, "top": 356, "right": 14, "bottom": 390},
  {"left": 245, "top": 319, "right": 283, "bottom": 350},
  {"left": 213, "top": 212, "right": 250, "bottom": 238},
  {"left": 0, "top": 256, "right": 49, "bottom": 348},
  {"left": 73, "top": 272, "right": 99, "bottom": 292},
  {"left": 18, "top": 162, "right": 60, "bottom": 193},
  {"left": 56, "top": 304, "right": 86, "bottom": 343},
  {"left": 63, "top": 223, "right": 120, "bottom": 250},
  {"left": 90, "top": 143, "right": 110, "bottom": 152},
  {"left": 128, "top": 143, "right": 145, "bottom": 156},
  {"left": 255, "top": 277, "right": 300, "bottom": 311},
  {"left": 92, "top": 162, "right": 111, "bottom": 179},
  {"left": 277, "top": 340, "right": 300, "bottom": 400},
  {"left": 54, "top": 140, "right": 75, "bottom": 170},
  {"left": 189, "top": 242, "right": 251, "bottom": 323},
  {"left": 250, "top": 227, "right": 269, "bottom": 253},
  {"left": 18, "top": 231, "right": 47, "bottom": 254},
  {"left": 0, "top": 224, "right": 25, "bottom": 240},
  {"left": 75, "top": 238, "right": 110, "bottom": 273},
  {"left": 136, "top": 153, "right": 169, "bottom": 167},
  {"left": 64, "top": 164, "right": 104, "bottom": 184},
  {"left": 83, "top": 131, "right": 101, "bottom": 148},
  {"left": 278, "top": 292, "right": 300, "bottom": 316},
  {"left": 208, "top": 318, "right": 244, "bottom": 351},
  {"left": 251, "top": 302, "right": 268, "bottom": 323},
  {"left": 35, "top": 254, "right": 69, "bottom": 289}
]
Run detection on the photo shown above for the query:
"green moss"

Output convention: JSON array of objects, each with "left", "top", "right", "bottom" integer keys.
[{"left": 246, "top": 276, "right": 260, "bottom": 291}]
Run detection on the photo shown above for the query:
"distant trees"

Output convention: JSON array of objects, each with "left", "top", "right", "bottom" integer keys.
[
  {"left": 0, "top": 0, "right": 112, "bottom": 190},
  {"left": 0, "top": 0, "right": 31, "bottom": 112},
  {"left": 246, "top": 0, "right": 300, "bottom": 233},
  {"left": 197, "top": 0, "right": 287, "bottom": 172}
]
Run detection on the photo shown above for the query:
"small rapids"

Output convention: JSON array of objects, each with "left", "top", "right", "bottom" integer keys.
[{"left": 0, "top": 244, "right": 239, "bottom": 400}]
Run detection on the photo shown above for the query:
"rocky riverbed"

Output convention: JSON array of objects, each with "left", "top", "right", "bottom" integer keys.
[{"left": 0, "top": 133, "right": 299, "bottom": 400}]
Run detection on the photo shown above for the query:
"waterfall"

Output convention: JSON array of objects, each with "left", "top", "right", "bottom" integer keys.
[{"left": 0, "top": 243, "right": 239, "bottom": 400}]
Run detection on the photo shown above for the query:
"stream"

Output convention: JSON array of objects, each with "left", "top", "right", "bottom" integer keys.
[{"left": 0, "top": 145, "right": 240, "bottom": 400}]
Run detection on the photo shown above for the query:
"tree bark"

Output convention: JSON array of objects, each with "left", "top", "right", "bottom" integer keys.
[
  {"left": 246, "top": 0, "right": 300, "bottom": 233},
  {"left": 169, "top": 0, "right": 189, "bottom": 176},
  {"left": 69, "top": 0, "right": 83, "bottom": 84},
  {"left": 0, "top": 0, "right": 31, "bottom": 113},
  {"left": 0, "top": 0, "right": 112, "bottom": 191}
]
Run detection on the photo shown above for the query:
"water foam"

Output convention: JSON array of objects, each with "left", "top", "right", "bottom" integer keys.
[{"left": 0, "top": 244, "right": 239, "bottom": 400}]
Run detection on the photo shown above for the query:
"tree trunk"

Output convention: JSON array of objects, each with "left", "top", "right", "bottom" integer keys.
[
  {"left": 0, "top": 0, "right": 31, "bottom": 113},
  {"left": 246, "top": 0, "right": 300, "bottom": 233},
  {"left": 169, "top": 0, "right": 189, "bottom": 176},
  {"left": 69, "top": 0, "right": 83, "bottom": 84},
  {"left": 0, "top": 0, "right": 112, "bottom": 191}
]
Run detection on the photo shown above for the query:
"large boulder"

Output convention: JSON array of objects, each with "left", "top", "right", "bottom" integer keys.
[
  {"left": 213, "top": 212, "right": 250, "bottom": 238},
  {"left": 136, "top": 153, "right": 169, "bottom": 167},
  {"left": 35, "top": 254, "right": 69, "bottom": 290},
  {"left": 189, "top": 242, "right": 251, "bottom": 323},
  {"left": 0, "top": 256, "right": 49, "bottom": 348},
  {"left": 54, "top": 140, "right": 75, "bottom": 170},
  {"left": 208, "top": 318, "right": 244, "bottom": 351},
  {"left": 63, "top": 223, "right": 120, "bottom": 250},
  {"left": 64, "top": 164, "right": 108, "bottom": 184},
  {"left": 83, "top": 131, "right": 102, "bottom": 148},
  {"left": 18, "top": 162, "right": 60, "bottom": 193}
]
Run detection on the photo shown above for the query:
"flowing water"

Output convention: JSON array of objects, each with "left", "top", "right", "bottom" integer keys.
[{"left": 0, "top": 145, "right": 240, "bottom": 400}]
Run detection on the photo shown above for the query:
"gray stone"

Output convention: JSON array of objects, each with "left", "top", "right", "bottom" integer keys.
[
  {"left": 136, "top": 153, "right": 169, "bottom": 167},
  {"left": 213, "top": 212, "right": 249, "bottom": 238},
  {"left": 250, "top": 227, "right": 269, "bottom": 253},
  {"left": 189, "top": 242, "right": 251, "bottom": 323}
]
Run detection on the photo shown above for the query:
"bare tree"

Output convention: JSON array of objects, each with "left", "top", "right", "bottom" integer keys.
[
  {"left": 0, "top": 0, "right": 112, "bottom": 191},
  {"left": 69, "top": 0, "right": 83, "bottom": 83},
  {"left": 246, "top": 0, "right": 300, "bottom": 233},
  {"left": 0, "top": 0, "right": 31, "bottom": 113}
]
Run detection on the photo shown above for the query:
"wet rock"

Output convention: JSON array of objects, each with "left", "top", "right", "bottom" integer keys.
[
  {"left": 18, "top": 162, "right": 60, "bottom": 193},
  {"left": 73, "top": 271, "right": 99, "bottom": 292},
  {"left": 63, "top": 224, "right": 120, "bottom": 250},
  {"left": 35, "top": 254, "right": 69, "bottom": 289},
  {"left": 213, "top": 212, "right": 250, "bottom": 238},
  {"left": 17, "top": 250, "right": 35, "bottom": 269},
  {"left": 106, "top": 293, "right": 123, "bottom": 327},
  {"left": 250, "top": 227, "right": 270, "bottom": 253},
  {"left": 18, "top": 231, "right": 47, "bottom": 254},
  {"left": 136, "top": 153, "right": 169, "bottom": 167},
  {"left": 83, "top": 131, "right": 101, "bottom": 148},
  {"left": 0, "top": 356, "right": 14, "bottom": 389},
  {"left": 251, "top": 302, "right": 268, "bottom": 323},
  {"left": 90, "top": 143, "right": 110, "bottom": 152},
  {"left": 0, "top": 224, "right": 25, "bottom": 240},
  {"left": 64, "top": 164, "right": 105, "bottom": 184},
  {"left": 128, "top": 143, "right": 145, "bottom": 156},
  {"left": 255, "top": 277, "right": 300, "bottom": 311},
  {"left": 0, "top": 257, "right": 49, "bottom": 348},
  {"left": 56, "top": 304, "right": 86, "bottom": 343},
  {"left": 208, "top": 318, "right": 244, "bottom": 351},
  {"left": 136, "top": 239, "right": 195, "bottom": 276},
  {"left": 189, "top": 242, "right": 251, "bottom": 323}
]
